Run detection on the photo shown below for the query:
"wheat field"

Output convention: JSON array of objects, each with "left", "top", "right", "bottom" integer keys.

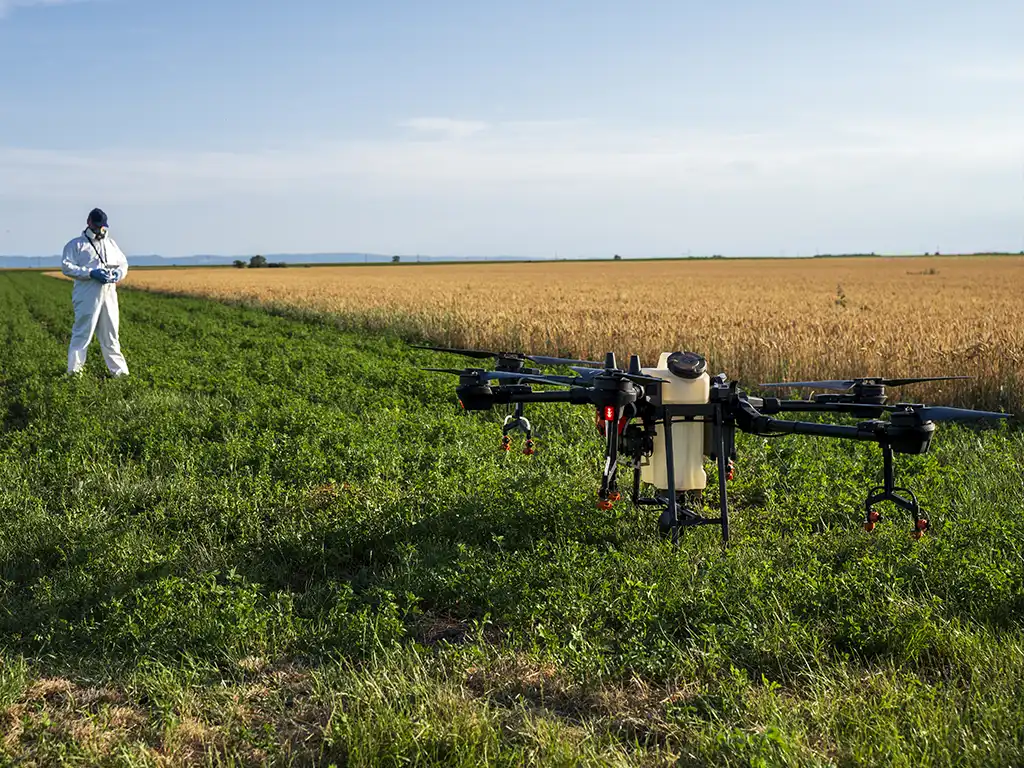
[{"left": 121, "top": 256, "right": 1024, "bottom": 410}]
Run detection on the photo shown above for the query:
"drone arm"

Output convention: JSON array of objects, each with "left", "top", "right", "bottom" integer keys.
[
  {"left": 751, "top": 417, "right": 881, "bottom": 442},
  {"left": 733, "top": 397, "right": 882, "bottom": 442}
]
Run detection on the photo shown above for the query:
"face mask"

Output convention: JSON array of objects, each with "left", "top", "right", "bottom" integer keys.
[{"left": 88, "top": 225, "right": 108, "bottom": 240}]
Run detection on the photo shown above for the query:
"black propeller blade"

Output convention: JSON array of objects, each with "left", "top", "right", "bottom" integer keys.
[
  {"left": 569, "top": 366, "right": 602, "bottom": 380},
  {"left": 421, "top": 367, "right": 570, "bottom": 387},
  {"left": 904, "top": 405, "right": 1011, "bottom": 423},
  {"left": 881, "top": 376, "right": 971, "bottom": 387},
  {"left": 415, "top": 344, "right": 659, "bottom": 384},
  {"left": 412, "top": 344, "right": 518, "bottom": 360},
  {"left": 525, "top": 354, "right": 604, "bottom": 368},
  {"left": 423, "top": 364, "right": 660, "bottom": 389},
  {"left": 412, "top": 344, "right": 602, "bottom": 368},
  {"left": 760, "top": 376, "right": 970, "bottom": 391},
  {"left": 568, "top": 366, "right": 665, "bottom": 385}
]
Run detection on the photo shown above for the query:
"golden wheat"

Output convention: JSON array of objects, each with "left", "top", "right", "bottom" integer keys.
[{"left": 119, "top": 257, "right": 1024, "bottom": 410}]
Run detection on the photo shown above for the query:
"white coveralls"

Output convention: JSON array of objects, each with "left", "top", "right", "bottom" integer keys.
[{"left": 60, "top": 230, "right": 130, "bottom": 376}]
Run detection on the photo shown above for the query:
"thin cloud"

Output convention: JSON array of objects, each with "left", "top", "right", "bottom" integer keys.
[
  {"left": 0, "top": 0, "right": 92, "bottom": 18},
  {"left": 3, "top": 115, "right": 1021, "bottom": 202}
]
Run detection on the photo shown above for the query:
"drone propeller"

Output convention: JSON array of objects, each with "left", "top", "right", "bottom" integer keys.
[
  {"left": 569, "top": 366, "right": 665, "bottom": 386},
  {"left": 760, "top": 376, "right": 970, "bottom": 391},
  {"left": 525, "top": 354, "right": 604, "bottom": 368},
  {"left": 412, "top": 344, "right": 602, "bottom": 368},
  {"left": 899, "top": 405, "right": 1011, "bottom": 423},
  {"left": 421, "top": 367, "right": 570, "bottom": 387},
  {"left": 413, "top": 344, "right": 518, "bottom": 361},
  {"left": 566, "top": 353, "right": 666, "bottom": 385},
  {"left": 569, "top": 366, "right": 601, "bottom": 380}
]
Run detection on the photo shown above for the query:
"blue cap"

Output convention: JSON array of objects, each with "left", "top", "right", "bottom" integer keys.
[{"left": 88, "top": 208, "right": 108, "bottom": 227}]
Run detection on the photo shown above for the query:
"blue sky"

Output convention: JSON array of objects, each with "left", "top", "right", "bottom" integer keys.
[{"left": 1, "top": 0, "right": 1022, "bottom": 257}]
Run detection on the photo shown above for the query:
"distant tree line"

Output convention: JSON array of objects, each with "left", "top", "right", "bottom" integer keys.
[{"left": 234, "top": 255, "right": 288, "bottom": 269}]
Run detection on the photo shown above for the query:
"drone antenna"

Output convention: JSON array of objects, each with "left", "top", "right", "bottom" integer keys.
[
  {"left": 604, "top": 352, "right": 617, "bottom": 370},
  {"left": 628, "top": 354, "right": 642, "bottom": 375}
]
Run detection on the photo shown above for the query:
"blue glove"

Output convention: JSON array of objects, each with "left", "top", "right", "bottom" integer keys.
[{"left": 89, "top": 268, "right": 112, "bottom": 283}]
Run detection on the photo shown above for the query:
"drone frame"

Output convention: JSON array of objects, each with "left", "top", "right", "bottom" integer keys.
[{"left": 420, "top": 347, "right": 1008, "bottom": 544}]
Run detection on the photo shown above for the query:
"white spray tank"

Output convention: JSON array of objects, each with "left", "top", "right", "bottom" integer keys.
[{"left": 640, "top": 351, "right": 710, "bottom": 491}]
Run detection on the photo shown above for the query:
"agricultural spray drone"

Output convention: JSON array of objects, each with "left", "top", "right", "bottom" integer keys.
[{"left": 416, "top": 344, "right": 1010, "bottom": 543}]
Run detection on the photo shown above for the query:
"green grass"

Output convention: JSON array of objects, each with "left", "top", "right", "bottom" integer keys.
[{"left": 1, "top": 270, "right": 1023, "bottom": 766}]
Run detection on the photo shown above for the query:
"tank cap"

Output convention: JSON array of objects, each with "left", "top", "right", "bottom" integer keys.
[{"left": 667, "top": 351, "right": 707, "bottom": 379}]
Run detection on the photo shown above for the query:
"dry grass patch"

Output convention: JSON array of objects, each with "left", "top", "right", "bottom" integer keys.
[{"left": 1, "top": 664, "right": 328, "bottom": 767}]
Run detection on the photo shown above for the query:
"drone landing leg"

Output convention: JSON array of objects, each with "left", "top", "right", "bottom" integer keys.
[
  {"left": 864, "top": 443, "right": 927, "bottom": 537},
  {"left": 715, "top": 409, "right": 730, "bottom": 545},
  {"left": 631, "top": 455, "right": 642, "bottom": 508},
  {"left": 662, "top": 414, "right": 680, "bottom": 544},
  {"left": 597, "top": 408, "right": 621, "bottom": 510},
  {"left": 651, "top": 413, "right": 728, "bottom": 544}
]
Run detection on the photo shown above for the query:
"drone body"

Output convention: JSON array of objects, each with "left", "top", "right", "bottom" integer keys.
[
  {"left": 639, "top": 352, "right": 709, "bottom": 493},
  {"left": 415, "top": 344, "right": 1009, "bottom": 544}
]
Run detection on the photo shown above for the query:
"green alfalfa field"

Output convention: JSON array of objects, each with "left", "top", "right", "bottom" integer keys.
[{"left": 1, "top": 269, "right": 1024, "bottom": 766}]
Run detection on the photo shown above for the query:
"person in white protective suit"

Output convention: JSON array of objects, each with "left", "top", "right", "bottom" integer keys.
[{"left": 60, "top": 208, "right": 130, "bottom": 376}]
